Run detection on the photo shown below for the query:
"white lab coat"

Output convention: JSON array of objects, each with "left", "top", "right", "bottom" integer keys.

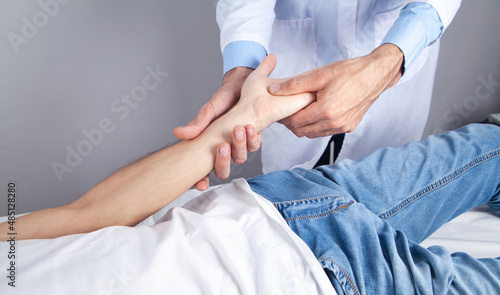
[{"left": 217, "top": 0, "right": 461, "bottom": 173}]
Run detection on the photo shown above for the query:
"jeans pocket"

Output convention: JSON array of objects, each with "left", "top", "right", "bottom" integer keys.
[{"left": 269, "top": 17, "right": 317, "bottom": 79}]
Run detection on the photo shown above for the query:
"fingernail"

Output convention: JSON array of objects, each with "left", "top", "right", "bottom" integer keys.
[
  {"left": 247, "top": 126, "right": 254, "bottom": 136},
  {"left": 219, "top": 145, "right": 229, "bottom": 157},
  {"left": 235, "top": 129, "right": 244, "bottom": 140},
  {"left": 269, "top": 84, "right": 280, "bottom": 93}
]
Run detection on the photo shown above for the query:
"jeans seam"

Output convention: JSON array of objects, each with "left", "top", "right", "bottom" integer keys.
[
  {"left": 318, "top": 257, "right": 360, "bottom": 295},
  {"left": 273, "top": 196, "right": 354, "bottom": 222},
  {"left": 272, "top": 195, "right": 345, "bottom": 206},
  {"left": 378, "top": 148, "right": 500, "bottom": 220}
]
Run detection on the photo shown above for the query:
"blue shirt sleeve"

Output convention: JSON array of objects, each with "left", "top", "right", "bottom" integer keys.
[
  {"left": 222, "top": 41, "right": 268, "bottom": 75},
  {"left": 381, "top": 2, "right": 444, "bottom": 73}
]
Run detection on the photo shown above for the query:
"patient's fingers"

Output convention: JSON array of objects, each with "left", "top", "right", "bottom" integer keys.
[
  {"left": 245, "top": 125, "right": 261, "bottom": 153},
  {"left": 213, "top": 126, "right": 259, "bottom": 183},
  {"left": 214, "top": 143, "right": 231, "bottom": 180},
  {"left": 194, "top": 175, "right": 210, "bottom": 191},
  {"left": 232, "top": 127, "right": 248, "bottom": 164},
  {"left": 274, "top": 92, "right": 316, "bottom": 124}
]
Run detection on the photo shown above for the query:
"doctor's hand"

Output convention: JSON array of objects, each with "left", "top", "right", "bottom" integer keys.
[
  {"left": 269, "top": 43, "right": 404, "bottom": 138},
  {"left": 173, "top": 67, "right": 261, "bottom": 191},
  {"left": 209, "top": 124, "right": 262, "bottom": 187}
]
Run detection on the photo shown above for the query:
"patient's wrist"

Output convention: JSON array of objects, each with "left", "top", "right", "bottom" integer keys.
[{"left": 207, "top": 108, "right": 254, "bottom": 143}]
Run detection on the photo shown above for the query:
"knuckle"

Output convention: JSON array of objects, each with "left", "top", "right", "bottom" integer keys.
[
  {"left": 280, "top": 118, "right": 291, "bottom": 127},
  {"left": 326, "top": 116, "right": 348, "bottom": 130},
  {"left": 248, "top": 144, "right": 259, "bottom": 153},
  {"left": 215, "top": 170, "right": 229, "bottom": 180},
  {"left": 232, "top": 150, "right": 247, "bottom": 164},
  {"left": 287, "top": 78, "right": 302, "bottom": 92},
  {"left": 286, "top": 117, "right": 301, "bottom": 128},
  {"left": 335, "top": 122, "right": 350, "bottom": 134},
  {"left": 233, "top": 144, "right": 247, "bottom": 156},
  {"left": 247, "top": 135, "right": 261, "bottom": 152},
  {"left": 339, "top": 126, "right": 351, "bottom": 134},
  {"left": 234, "top": 157, "right": 246, "bottom": 164},
  {"left": 292, "top": 129, "right": 305, "bottom": 138},
  {"left": 315, "top": 73, "right": 329, "bottom": 87},
  {"left": 322, "top": 108, "right": 338, "bottom": 120},
  {"left": 200, "top": 102, "right": 216, "bottom": 121},
  {"left": 327, "top": 119, "right": 342, "bottom": 130},
  {"left": 305, "top": 130, "right": 321, "bottom": 139}
]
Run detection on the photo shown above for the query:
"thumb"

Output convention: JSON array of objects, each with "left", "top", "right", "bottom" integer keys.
[
  {"left": 268, "top": 72, "right": 318, "bottom": 96},
  {"left": 271, "top": 92, "right": 316, "bottom": 123},
  {"left": 173, "top": 110, "right": 213, "bottom": 140},
  {"left": 254, "top": 54, "right": 277, "bottom": 77}
]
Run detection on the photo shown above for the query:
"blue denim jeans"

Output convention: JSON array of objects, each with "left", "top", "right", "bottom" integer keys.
[{"left": 248, "top": 124, "right": 500, "bottom": 295}]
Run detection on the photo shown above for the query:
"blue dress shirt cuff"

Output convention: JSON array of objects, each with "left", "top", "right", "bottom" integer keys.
[
  {"left": 382, "top": 2, "right": 443, "bottom": 73},
  {"left": 223, "top": 41, "right": 268, "bottom": 75}
]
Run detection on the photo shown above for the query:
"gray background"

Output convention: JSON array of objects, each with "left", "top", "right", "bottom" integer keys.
[{"left": 0, "top": 0, "right": 499, "bottom": 214}]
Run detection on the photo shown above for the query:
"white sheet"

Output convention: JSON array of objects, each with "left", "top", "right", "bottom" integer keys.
[
  {"left": 1, "top": 180, "right": 499, "bottom": 294},
  {"left": 0, "top": 179, "right": 335, "bottom": 295}
]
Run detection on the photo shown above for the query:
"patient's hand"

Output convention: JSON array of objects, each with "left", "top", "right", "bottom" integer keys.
[
  {"left": 224, "top": 54, "right": 315, "bottom": 134},
  {"left": 174, "top": 62, "right": 274, "bottom": 191}
]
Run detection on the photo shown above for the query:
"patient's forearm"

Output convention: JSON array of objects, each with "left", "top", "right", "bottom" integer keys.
[
  {"left": 0, "top": 125, "right": 231, "bottom": 241},
  {"left": 75, "top": 129, "right": 230, "bottom": 230}
]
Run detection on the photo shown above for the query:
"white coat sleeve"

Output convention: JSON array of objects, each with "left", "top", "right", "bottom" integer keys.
[
  {"left": 382, "top": 0, "right": 461, "bottom": 71},
  {"left": 424, "top": 0, "right": 461, "bottom": 29},
  {"left": 216, "top": 0, "right": 277, "bottom": 54}
]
